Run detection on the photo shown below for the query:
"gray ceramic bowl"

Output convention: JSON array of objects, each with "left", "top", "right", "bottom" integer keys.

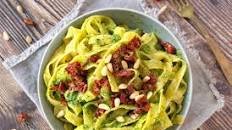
[{"left": 38, "top": 8, "right": 192, "bottom": 130}]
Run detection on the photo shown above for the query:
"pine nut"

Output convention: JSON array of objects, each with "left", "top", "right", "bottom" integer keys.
[
  {"left": 147, "top": 91, "right": 153, "bottom": 99},
  {"left": 130, "top": 113, "right": 139, "bottom": 119},
  {"left": 133, "top": 59, "right": 140, "bottom": 69},
  {"left": 25, "top": 35, "right": 32, "bottom": 44},
  {"left": 135, "top": 94, "right": 145, "bottom": 102},
  {"left": 106, "top": 63, "right": 113, "bottom": 73},
  {"left": 114, "top": 98, "right": 120, "bottom": 107},
  {"left": 101, "top": 66, "right": 108, "bottom": 76},
  {"left": 116, "top": 116, "right": 125, "bottom": 122},
  {"left": 143, "top": 76, "right": 150, "bottom": 82},
  {"left": 129, "top": 91, "right": 139, "bottom": 99},
  {"left": 105, "top": 54, "right": 112, "bottom": 63},
  {"left": 119, "top": 83, "right": 127, "bottom": 89},
  {"left": 16, "top": 5, "right": 23, "bottom": 14},
  {"left": 56, "top": 110, "right": 65, "bottom": 118},
  {"left": 98, "top": 103, "right": 110, "bottom": 111},
  {"left": 2, "top": 31, "right": 10, "bottom": 41},
  {"left": 121, "top": 60, "right": 128, "bottom": 69}
]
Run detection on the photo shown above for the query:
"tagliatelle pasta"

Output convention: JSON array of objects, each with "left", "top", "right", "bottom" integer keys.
[{"left": 43, "top": 15, "right": 187, "bottom": 130}]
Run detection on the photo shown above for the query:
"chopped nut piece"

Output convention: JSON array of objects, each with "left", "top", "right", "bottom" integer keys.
[
  {"left": 147, "top": 91, "right": 153, "bottom": 99},
  {"left": 135, "top": 94, "right": 145, "bottom": 102},
  {"left": 114, "top": 98, "right": 120, "bottom": 107},
  {"left": 98, "top": 103, "right": 110, "bottom": 111},
  {"left": 133, "top": 59, "right": 140, "bottom": 69},
  {"left": 129, "top": 91, "right": 139, "bottom": 99},
  {"left": 105, "top": 54, "right": 112, "bottom": 63},
  {"left": 101, "top": 66, "right": 108, "bottom": 76},
  {"left": 121, "top": 60, "right": 128, "bottom": 69},
  {"left": 56, "top": 110, "right": 65, "bottom": 118},
  {"left": 2, "top": 31, "right": 10, "bottom": 41},
  {"left": 16, "top": 5, "right": 23, "bottom": 14},
  {"left": 130, "top": 113, "right": 139, "bottom": 119},
  {"left": 118, "top": 83, "right": 128, "bottom": 89},
  {"left": 116, "top": 116, "right": 125, "bottom": 122},
  {"left": 25, "top": 35, "right": 32, "bottom": 44},
  {"left": 143, "top": 76, "right": 151, "bottom": 82},
  {"left": 106, "top": 63, "right": 113, "bottom": 72}
]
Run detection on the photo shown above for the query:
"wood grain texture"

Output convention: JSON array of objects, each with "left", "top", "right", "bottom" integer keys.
[
  {"left": 0, "top": 64, "right": 50, "bottom": 130},
  {"left": 0, "top": 0, "right": 76, "bottom": 61},
  {"left": 0, "top": 0, "right": 231, "bottom": 130}
]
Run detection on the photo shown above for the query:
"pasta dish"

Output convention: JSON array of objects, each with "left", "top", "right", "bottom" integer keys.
[{"left": 43, "top": 15, "right": 187, "bottom": 130}]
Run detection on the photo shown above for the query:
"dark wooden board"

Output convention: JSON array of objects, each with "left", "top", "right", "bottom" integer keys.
[{"left": 0, "top": 0, "right": 231, "bottom": 129}]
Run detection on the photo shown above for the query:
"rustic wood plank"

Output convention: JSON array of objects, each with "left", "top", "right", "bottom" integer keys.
[
  {"left": 189, "top": 0, "right": 232, "bottom": 60},
  {"left": 0, "top": 64, "right": 50, "bottom": 130},
  {"left": 0, "top": 0, "right": 231, "bottom": 130},
  {"left": 147, "top": 0, "right": 232, "bottom": 130},
  {"left": 0, "top": 0, "right": 75, "bottom": 61}
]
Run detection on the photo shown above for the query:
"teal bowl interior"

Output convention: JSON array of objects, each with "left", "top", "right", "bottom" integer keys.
[{"left": 38, "top": 8, "right": 192, "bottom": 130}]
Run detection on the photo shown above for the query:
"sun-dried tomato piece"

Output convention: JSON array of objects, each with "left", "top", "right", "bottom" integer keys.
[
  {"left": 68, "top": 77, "right": 87, "bottom": 93},
  {"left": 123, "top": 52, "right": 136, "bottom": 63},
  {"left": 127, "top": 85, "right": 135, "bottom": 94},
  {"left": 160, "top": 41, "right": 176, "bottom": 54},
  {"left": 110, "top": 97, "right": 115, "bottom": 107},
  {"left": 66, "top": 62, "right": 81, "bottom": 77},
  {"left": 95, "top": 108, "right": 106, "bottom": 117},
  {"left": 142, "top": 84, "right": 156, "bottom": 92},
  {"left": 119, "top": 92, "right": 128, "bottom": 104},
  {"left": 61, "top": 96, "right": 67, "bottom": 106},
  {"left": 17, "top": 112, "right": 29, "bottom": 123},
  {"left": 141, "top": 74, "right": 157, "bottom": 92},
  {"left": 92, "top": 83, "right": 101, "bottom": 95},
  {"left": 127, "top": 37, "right": 141, "bottom": 51},
  {"left": 147, "top": 74, "right": 157, "bottom": 84},
  {"left": 52, "top": 82, "right": 68, "bottom": 94},
  {"left": 92, "top": 77, "right": 109, "bottom": 95},
  {"left": 134, "top": 96, "right": 150, "bottom": 114},
  {"left": 89, "top": 55, "right": 100, "bottom": 63},
  {"left": 99, "top": 77, "right": 109, "bottom": 86},
  {"left": 115, "top": 69, "right": 134, "bottom": 78},
  {"left": 23, "top": 18, "right": 36, "bottom": 26}
]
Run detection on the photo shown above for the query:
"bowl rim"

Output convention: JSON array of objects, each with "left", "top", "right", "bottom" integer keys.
[{"left": 38, "top": 7, "right": 193, "bottom": 130}]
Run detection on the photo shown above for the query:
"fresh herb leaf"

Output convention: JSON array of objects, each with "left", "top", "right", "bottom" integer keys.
[
  {"left": 112, "top": 34, "right": 121, "bottom": 42},
  {"left": 53, "top": 91, "right": 61, "bottom": 100},
  {"left": 65, "top": 91, "right": 79, "bottom": 105},
  {"left": 140, "top": 44, "right": 151, "bottom": 53}
]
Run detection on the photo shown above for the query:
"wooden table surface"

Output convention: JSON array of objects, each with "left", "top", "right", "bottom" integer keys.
[{"left": 0, "top": 0, "right": 231, "bottom": 130}]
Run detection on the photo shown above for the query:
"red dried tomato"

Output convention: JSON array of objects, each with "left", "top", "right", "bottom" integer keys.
[
  {"left": 123, "top": 52, "right": 136, "bottom": 62},
  {"left": 127, "top": 85, "right": 135, "bottom": 94},
  {"left": 52, "top": 82, "right": 67, "bottom": 94},
  {"left": 127, "top": 37, "right": 141, "bottom": 51},
  {"left": 61, "top": 96, "right": 67, "bottom": 106},
  {"left": 89, "top": 55, "right": 100, "bottom": 63},
  {"left": 134, "top": 96, "right": 150, "bottom": 114},
  {"left": 160, "top": 41, "right": 176, "bottom": 54},
  {"left": 115, "top": 69, "right": 134, "bottom": 78},
  {"left": 17, "top": 112, "right": 29, "bottom": 123},
  {"left": 95, "top": 108, "right": 106, "bottom": 117},
  {"left": 66, "top": 62, "right": 81, "bottom": 77},
  {"left": 119, "top": 92, "right": 128, "bottom": 104},
  {"left": 68, "top": 76, "right": 87, "bottom": 93},
  {"left": 92, "top": 77, "right": 109, "bottom": 95},
  {"left": 141, "top": 74, "right": 157, "bottom": 91}
]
